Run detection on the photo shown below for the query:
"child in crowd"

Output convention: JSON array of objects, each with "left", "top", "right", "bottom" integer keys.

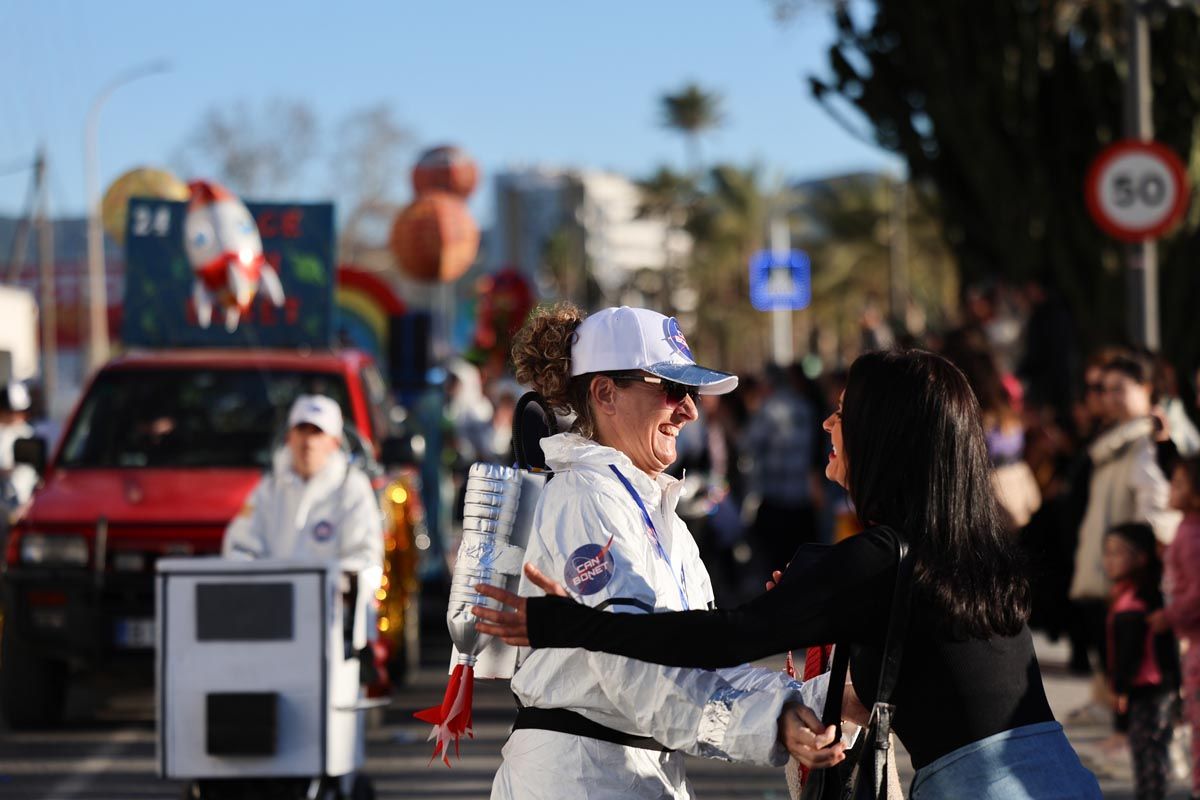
[
  {"left": 1151, "top": 458, "right": 1200, "bottom": 800},
  {"left": 1105, "top": 522, "right": 1181, "bottom": 800}
]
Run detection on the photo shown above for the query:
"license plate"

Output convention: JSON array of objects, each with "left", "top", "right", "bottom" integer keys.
[{"left": 114, "top": 618, "right": 155, "bottom": 649}]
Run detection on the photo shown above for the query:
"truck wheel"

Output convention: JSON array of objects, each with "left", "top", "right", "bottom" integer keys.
[{"left": 0, "top": 621, "right": 67, "bottom": 728}]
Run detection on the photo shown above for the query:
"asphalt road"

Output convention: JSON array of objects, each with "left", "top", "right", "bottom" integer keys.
[{"left": 0, "top": 632, "right": 1191, "bottom": 799}]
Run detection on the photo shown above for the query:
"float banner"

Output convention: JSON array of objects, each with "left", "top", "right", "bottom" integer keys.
[{"left": 121, "top": 199, "right": 336, "bottom": 348}]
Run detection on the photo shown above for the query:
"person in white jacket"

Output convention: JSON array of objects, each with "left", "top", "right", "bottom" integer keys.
[
  {"left": 1072, "top": 355, "right": 1181, "bottom": 605},
  {"left": 0, "top": 382, "right": 37, "bottom": 515},
  {"left": 222, "top": 394, "right": 383, "bottom": 574},
  {"left": 492, "top": 304, "right": 827, "bottom": 800}
]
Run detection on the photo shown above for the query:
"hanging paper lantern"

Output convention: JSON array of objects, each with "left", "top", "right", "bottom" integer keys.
[
  {"left": 389, "top": 192, "right": 480, "bottom": 283},
  {"left": 412, "top": 145, "right": 479, "bottom": 198},
  {"left": 101, "top": 167, "right": 190, "bottom": 244}
]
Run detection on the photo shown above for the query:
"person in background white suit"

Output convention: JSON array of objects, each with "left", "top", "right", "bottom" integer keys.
[
  {"left": 222, "top": 394, "right": 383, "bottom": 574},
  {"left": 0, "top": 382, "right": 37, "bottom": 515}
]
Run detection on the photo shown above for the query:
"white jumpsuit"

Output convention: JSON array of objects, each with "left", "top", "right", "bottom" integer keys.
[
  {"left": 491, "top": 433, "right": 819, "bottom": 800},
  {"left": 0, "top": 420, "right": 37, "bottom": 510},
  {"left": 222, "top": 448, "right": 383, "bottom": 574}
]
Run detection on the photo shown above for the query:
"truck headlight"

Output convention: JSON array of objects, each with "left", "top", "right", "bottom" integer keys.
[{"left": 20, "top": 533, "right": 89, "bottom": 567}]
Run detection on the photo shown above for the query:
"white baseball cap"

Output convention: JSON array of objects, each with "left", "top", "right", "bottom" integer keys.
[
  {"left": 1, "top": 381, "right": 31, "bottom": 413},
  {"left": 570, "top": 307, "right": 738, "bottom": 395},
  {"left": 287, "top": 395, "right": 343, "bottom": 439}
]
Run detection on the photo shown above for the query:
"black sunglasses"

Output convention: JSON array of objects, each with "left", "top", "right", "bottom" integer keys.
[{"left": 606, "top": 372, "right": 700, "bottom": 405}]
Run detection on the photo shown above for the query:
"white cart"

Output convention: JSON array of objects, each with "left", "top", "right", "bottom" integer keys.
[{"left": 156, "top": 557, "right": 379, "bottom": 800}]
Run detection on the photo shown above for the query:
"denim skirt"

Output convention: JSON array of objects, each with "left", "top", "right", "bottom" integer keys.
[{"left": 909, "top": 721, "right": 1102, "bottom": 799}]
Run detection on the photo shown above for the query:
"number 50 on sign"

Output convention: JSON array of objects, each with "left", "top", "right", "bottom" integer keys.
[{"left": 1085, "top": 140, "right": 1190, "bottom": 243}]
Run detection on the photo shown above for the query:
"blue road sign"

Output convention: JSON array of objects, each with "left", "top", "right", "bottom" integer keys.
[{"left": 749, "top": 249, "right": 811, "bottom": 311}]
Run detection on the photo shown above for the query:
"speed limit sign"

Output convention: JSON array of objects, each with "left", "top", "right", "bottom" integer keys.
[{"left": 1085, "top": 140, "right": 1190, "bottom": 242}]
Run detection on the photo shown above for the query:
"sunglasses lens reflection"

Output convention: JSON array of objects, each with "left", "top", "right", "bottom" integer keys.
[{"left": 663, "top": 382, "right": 698, "bottom": 404}]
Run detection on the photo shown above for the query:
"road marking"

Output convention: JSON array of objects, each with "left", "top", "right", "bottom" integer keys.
[{"left": 43, "top": 728, "right": 148, "bottom": 796}]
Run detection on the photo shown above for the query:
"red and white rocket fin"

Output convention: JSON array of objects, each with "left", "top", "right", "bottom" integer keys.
[
  {"left": 413, "top": 664, "right": 475, "bottom": 766},
  {"left": 260, "top": 262, "right": 285, "bottom": 306},
  {"left": 226, "top": 261, "right": 255, "bottom": 312},
  {"left": 192, "top": 281, "right": 214, "bottom": 329}
]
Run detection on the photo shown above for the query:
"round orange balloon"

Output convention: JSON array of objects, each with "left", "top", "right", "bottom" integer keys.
[
  {"left": 101, "top": 167, "right": 190, "bottom": 244},
  {"left": 390, "top": 193, "right": 480, "bottom": 283},
  {"left": 412, "top": 145, "right": 479, "bottom": 198}
]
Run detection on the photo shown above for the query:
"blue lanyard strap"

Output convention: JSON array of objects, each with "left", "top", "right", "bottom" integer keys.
[{"left": 608, "top": 465, "right": 689, "bottom": 610}]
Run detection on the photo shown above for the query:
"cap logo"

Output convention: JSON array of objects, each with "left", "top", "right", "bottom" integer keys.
[{"left": 664, "top": 318, "right": 693, "bottom": 361}]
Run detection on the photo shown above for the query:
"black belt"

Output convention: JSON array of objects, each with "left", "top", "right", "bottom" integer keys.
[{"left": 512, "top": 707, "right": 672, "bottom": 752}]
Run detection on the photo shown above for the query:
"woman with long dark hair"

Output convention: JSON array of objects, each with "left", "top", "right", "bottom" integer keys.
[{"left": 476, "top": 349, "right": 1101, "bottom": 798}]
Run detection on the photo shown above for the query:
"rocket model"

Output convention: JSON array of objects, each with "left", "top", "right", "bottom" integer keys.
[
  {"left": 415, "top": 463, "right": 545, "bottom": 765},
  {"left": 183, "top": 180, "right": 284, "bottom": 331}
]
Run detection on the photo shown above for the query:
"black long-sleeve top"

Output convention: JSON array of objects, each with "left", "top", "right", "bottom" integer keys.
[
  {"left": 1109, "top": 588, "right": 1180, "bottom": 697},
  {"left": 527, "top": 526, "right": 1056, "bottom": 769}
]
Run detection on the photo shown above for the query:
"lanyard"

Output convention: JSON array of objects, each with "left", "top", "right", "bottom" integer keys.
[{"left": 608, "top": 464, "right": 689, "bottom": 610}]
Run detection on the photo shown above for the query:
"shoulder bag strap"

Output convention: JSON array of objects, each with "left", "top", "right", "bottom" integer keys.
[
  {"left": 819, "top": 645, "right": 850, "bottom": 739},
  {"left": 814, "top": 527, "right": 912, "bottom": 737},
  {"left": 873, "top": 526, "right": 914, "bottom": 705}
]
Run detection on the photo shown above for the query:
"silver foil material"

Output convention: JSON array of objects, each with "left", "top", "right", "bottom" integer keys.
[{"left": 446, "top": 463, "right": 525, "bottom": 665}]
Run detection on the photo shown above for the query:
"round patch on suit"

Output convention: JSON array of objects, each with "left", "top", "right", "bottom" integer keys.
[
  {"left": 563, "top": 541, "right": 616, "bottom": 595},
  {"left": 664, "top": 317, "right": 694, "bottom": 360},
  {"left": 313, "top": 520, "right": 335, "bottom": 542}
]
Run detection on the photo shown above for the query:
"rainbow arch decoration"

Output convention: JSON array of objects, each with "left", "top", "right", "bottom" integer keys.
[{"left": 336, "top": 265, "right": 406, "bottom": 365}]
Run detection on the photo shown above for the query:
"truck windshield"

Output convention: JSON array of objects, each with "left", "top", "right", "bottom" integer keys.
[{"left": 58, "top": 368, "right": 352, "bottom": 468}]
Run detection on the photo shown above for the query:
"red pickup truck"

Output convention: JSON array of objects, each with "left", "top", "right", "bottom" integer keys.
[{"left": 1, "top": 348, "right": 422, "bottom": 728}]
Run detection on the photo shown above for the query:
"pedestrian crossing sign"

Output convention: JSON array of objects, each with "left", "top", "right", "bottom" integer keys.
[{"left": 749, "top": 249, "right": 811, "bottom": 311}]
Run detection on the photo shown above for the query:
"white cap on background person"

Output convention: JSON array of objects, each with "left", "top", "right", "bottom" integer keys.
[
  {"left": 0, "top": 381, "right": 31, "bottom": 414},
  {"left": 287, "top": 394, "right": 343, "bottom": 439},
  {"left": 569, "top": 306, "right": 738, "bottom": 394}
]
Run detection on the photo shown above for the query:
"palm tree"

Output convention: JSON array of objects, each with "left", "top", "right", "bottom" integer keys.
[
  {"left": 636, "top": 167, "right": 696, "bottom": 220},
  {"left": 659, "top": 83, "right": 725, "bottom": 176},
  {"left": 669, "top": 164, "right": 768, "bottom": 367},
  {"left": 791, "top": 173, "right": 958, "bottom": 365},
  {"left": 635, "top": 167, "right": 696, "bottom": 316}
]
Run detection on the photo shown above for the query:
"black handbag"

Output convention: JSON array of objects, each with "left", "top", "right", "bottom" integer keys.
[{"left": 799, "top": 527, "right": 914, "bottom": 800}]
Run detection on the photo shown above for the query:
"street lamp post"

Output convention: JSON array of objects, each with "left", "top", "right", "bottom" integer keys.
[
  {"left": 83, "top": 60, "right": 169, "bottom": 372},
  {"left": 768, "top": 215, "right": 794, "bottom": 367}
]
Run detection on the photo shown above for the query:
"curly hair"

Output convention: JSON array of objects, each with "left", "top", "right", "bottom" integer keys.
[{"left": 511, "top": 302, "right": 599, "bottom": 437}]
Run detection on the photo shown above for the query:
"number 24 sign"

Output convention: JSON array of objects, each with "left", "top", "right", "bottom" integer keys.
[{"left": 1085, "top": 140, "right": 1190, "bottom": 243}]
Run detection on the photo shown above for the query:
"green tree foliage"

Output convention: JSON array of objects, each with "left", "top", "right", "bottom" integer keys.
[
  {"left": 798, "top": 0, "right": 1200, "bottom": 367},
  {"left": 633, "top": 162, "right": 766, "bottom": 366},
  {"left": 685, "top": 164, "right": 768, "bottom": 366},
  {"left": 635, "top": 162, "right": 956, "bottom": 370},
  {"left": 660, "top": 83, "right": 726, "bottom": 175},
  {"left": 792, "top": 173, "right": 958, "bottom": 365},
  {"left": 637, "top": 166, "right": 699, "bottom": 220}
]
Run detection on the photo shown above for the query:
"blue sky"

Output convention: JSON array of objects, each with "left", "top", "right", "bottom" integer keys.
[{"left": 0, "top": 0, "right": 899, "bottom": 225}]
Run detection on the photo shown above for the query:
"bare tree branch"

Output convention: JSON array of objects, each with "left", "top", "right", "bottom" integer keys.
[{"left": 174, "top": 97, "right": 317, "bottom": 197}]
